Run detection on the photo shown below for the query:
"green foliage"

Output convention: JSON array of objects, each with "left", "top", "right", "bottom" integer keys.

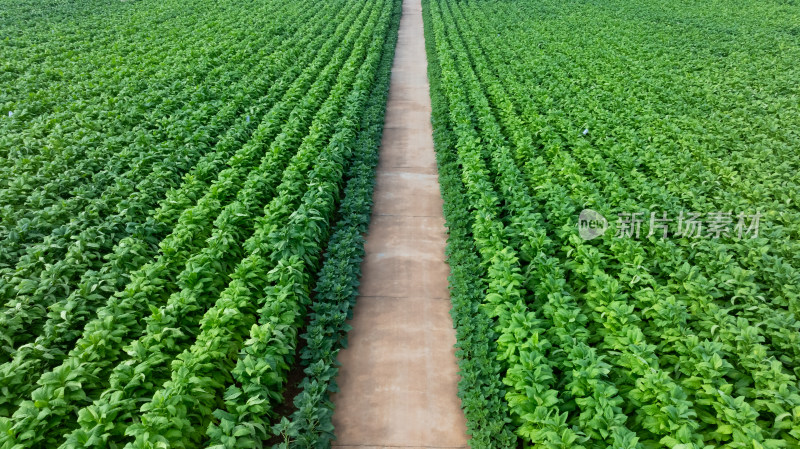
[
  {"left": 424, "top": 0, "right": 800, "bottom": 446},
  {"left": 0, "top": 0, "right": 401, "bottom": 447},
  {"left": 265, "top": 3, "right": 400, "bottom": 445},
  {"left": 4, "top": 0, "right": 798, "bottom": 446}
]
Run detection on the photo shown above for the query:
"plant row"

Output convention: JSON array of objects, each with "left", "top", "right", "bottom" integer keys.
[
  {"left": 0, "top": 0, "right": 401, "bottom": 447},
  {"left": 423, "top": 0, "right": 800, "bottom": 446}
]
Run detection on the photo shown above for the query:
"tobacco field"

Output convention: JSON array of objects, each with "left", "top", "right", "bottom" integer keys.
[
  {"left": 0, "top": 0, "right": 401, "bottom": 447},
  {"left": 2, "top": 0, "right": 800, "bottom": 447},
  {"left": 423, "top": 0, "right": 800, "bottom": 447}
]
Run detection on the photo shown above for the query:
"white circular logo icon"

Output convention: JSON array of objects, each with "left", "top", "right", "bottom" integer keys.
[{"left": 578, "top": 209, "right": 608, "bottom": 240}]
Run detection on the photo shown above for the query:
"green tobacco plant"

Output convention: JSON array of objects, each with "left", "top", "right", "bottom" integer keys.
[
  {"left": 0, "top": 0, "right": 401, "bottom": 447},
  {"left": 422, "top": 0, "right": 800, "bottom": 445}
]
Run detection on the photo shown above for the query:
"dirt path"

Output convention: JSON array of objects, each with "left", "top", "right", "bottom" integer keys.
[{"left": 329, "top": 0, "right": 468, "bottom": 447}]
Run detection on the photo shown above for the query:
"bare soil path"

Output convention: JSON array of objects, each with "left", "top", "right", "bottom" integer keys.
[{"left": 329, "top": 0, "right": 469, "bottom": 447}]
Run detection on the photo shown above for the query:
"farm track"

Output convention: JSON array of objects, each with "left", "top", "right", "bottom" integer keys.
[
  {"left": 330, "top": 0, "right": 468, "bottom": 446},
  {"left": 2, "top": 0, "right": 798, "bottom": 446}
]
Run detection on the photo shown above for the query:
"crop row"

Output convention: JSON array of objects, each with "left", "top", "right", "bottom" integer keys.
[
  {"left": 0, "top": 0, "right": 339, "bottom": 387},
  {"left": 0, "top": 0, "right": 292, "bottom": 239},
  {"left": 424, "top": 0, "right": 800, "bottom": 447},
  {"left": 0, "top": 0, "right": 401, "bottom": 447}
]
